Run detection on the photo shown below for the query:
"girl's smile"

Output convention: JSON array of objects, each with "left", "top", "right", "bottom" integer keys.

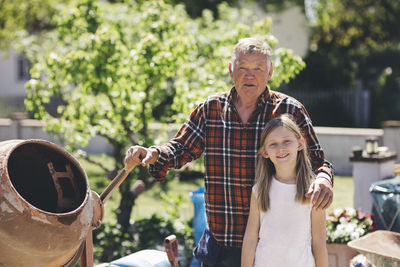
[{"left": 276, "top": 153, "right": 289, "bottom": 159}]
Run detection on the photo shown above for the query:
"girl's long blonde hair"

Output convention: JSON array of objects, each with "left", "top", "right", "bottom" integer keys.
[{"left": 255, "top": 114, "right": 314, "bottom": 212}]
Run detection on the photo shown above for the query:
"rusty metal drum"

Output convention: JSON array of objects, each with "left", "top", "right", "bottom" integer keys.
[{"left": 0, "top": 139, "right": 102, "bottom": 267}]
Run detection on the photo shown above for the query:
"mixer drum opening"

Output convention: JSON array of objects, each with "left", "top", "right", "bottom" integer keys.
[{"left": 7, "top": 142, "right": 87, "bottom": 213}]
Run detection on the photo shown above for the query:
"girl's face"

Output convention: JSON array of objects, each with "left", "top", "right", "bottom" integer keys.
[{"left": 261, "top": 126, "right": 304, "bottom": 169}]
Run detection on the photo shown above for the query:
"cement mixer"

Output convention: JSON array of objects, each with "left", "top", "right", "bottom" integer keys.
[{"left": 0, "top": 139, "right": 133, "bottom": 267}]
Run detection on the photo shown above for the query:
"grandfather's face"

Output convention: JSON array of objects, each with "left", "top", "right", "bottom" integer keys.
[{"left": 229, "top": 52, "right": 273, "bottom": 104}]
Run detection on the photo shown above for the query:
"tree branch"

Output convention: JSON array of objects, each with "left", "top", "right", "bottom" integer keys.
[{"left": 78, "top": 151, "right": 111, "bottom": 173}]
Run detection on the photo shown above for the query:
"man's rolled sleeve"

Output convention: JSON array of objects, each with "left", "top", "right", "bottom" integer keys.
[
  {"left": 149, "top": 146, "right": 169, "bottom": 182},
  {"left": 148, "top": 103, "right": 206, "bottom": 182},
  {"left": 316, "top": 168, "right": 333, "bottom": 185}
]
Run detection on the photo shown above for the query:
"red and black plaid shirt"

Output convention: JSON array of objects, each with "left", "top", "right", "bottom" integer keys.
[{"left": 149, "top": 87, "right": 333, "bottom": 248}]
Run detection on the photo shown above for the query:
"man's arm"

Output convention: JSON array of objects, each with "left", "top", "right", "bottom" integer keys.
[{"left": 125, "top": 103, "right": 206, "bottom": 181}]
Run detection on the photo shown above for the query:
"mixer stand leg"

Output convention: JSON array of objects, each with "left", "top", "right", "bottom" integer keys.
[{"left": 80, "top": 230, "right": 94, "bottom": 267}]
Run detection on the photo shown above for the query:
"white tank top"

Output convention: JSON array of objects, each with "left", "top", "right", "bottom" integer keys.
[{"left": 253, "top": 177, "right": 315, "bottom": 267}]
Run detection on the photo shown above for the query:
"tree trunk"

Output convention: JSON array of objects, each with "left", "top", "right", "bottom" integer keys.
[
  {"left": 117, "top": 184, "right": 136, "bottom": 228},
  {"left": 116, "top": 165, "right": 155, "bottom": 228}
]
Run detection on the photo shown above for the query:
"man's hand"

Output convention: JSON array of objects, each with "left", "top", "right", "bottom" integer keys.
[
  {"left": 124, "top": 146, "right": 159, "bottom": 169},
  {"left": 305, "top": 175, "right": 333, "bottom": 210}
]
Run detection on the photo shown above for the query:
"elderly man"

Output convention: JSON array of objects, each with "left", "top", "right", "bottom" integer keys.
[{"left": 125, "top": 37, "right": 333, "bottom": 267}]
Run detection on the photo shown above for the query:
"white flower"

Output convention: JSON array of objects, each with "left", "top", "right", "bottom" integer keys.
[
  {"left": 350, "top": 231, "right": 360, "bottom": 240},
  {"left": 346, "top": 222, "right": 358, "bottom": 232},
  {"left": 346, "top": 208, "right": 357, "bottom": 217},
  {"left": 356, "top": 228, "right": 365, "bottom": 236},
  {"left": 327, "top": 215, "right": 335, "bottom": 221},
  {"left": 326, "top": 208, "right": 375, "bottom": 244},
  {"left": 333, "top": 208, "right": 344, "bottom": 217},
  {"left": 331, "top": 230, "right": 342, "bottom": 241}
]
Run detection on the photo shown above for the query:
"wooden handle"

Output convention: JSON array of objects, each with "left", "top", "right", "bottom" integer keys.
[{"left": 100, "top": 166, "right": 134, "bottom": 203}]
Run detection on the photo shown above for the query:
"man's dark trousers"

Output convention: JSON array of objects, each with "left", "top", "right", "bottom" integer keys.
[{"left": 200, "top": 246, "right": 241, "bottom": 267}]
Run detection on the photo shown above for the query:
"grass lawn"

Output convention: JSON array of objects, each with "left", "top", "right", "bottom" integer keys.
[
  {"left": 82, "top": 156, "right": 354, "bottom": 222},
  {"left": 131, "top": 176, "right": 205, "bottom": 221},
  {"left": 328, "top": 175, "right": 354, "bottom": 214}
]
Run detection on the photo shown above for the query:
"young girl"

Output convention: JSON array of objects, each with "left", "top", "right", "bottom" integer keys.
[{"left": 241, "top": 114, "right": 328, "bottom": 267}]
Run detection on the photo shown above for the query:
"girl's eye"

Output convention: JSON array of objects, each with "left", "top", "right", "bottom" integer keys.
[
  {"left": 284, "top": 140, "right": 291, "bottom": 144},
  {"left": 269, "top": 143, "right": 276, "bottom": 147}
]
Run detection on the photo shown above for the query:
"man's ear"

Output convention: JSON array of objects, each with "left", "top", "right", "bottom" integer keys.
[
  {"left": 229, "top": 62, "right": 233, "bottom": 78},
  {"left": 267, "top": 64, "right": 274, "bottom": 81}
]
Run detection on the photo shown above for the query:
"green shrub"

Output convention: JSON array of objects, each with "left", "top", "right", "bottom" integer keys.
[{"left": 93, "top": 193, "right": 194, "bottom": 266}]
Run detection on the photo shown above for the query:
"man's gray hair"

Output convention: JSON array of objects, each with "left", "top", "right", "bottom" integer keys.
[{"left": 231, "top": 37, "right": 273, "bottom": 68}]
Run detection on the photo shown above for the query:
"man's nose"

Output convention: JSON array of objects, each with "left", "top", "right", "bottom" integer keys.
[{"left": 245, "top": 69, "right": 255, "bottom": 77}]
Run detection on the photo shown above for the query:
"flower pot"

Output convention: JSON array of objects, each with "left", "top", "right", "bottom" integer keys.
[{"left": 327, "top": 243, "right": 359, "bottom": 267}]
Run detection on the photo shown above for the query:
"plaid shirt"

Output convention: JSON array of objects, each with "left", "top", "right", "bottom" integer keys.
[{"left": 149, "top": 87, "right": 333, "bottom": 248}]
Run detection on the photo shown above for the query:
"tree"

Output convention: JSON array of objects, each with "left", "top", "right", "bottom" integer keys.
[
  {"left": 0, "top": 0, "right": 74, "bottom": 50},
  {"left": 24, "top": 0, "right": 304, "bottom": 228},
  {"left": 289, "top": 0, "right": 400, "bottom": 126}
]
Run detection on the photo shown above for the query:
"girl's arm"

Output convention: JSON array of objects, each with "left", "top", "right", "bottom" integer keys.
[
  {"left": 241, "top": 191, "right": 260, "bottom": 267},
  {"left": 311, "top": 208, "right": 328, "bottom": 267}
]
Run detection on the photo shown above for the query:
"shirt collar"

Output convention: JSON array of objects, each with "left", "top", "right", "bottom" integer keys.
[{"left": 228, "top": 86, "right": 270, "bottom": 108}]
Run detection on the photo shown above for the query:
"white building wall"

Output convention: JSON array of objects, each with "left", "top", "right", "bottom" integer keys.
[
  {"left": 0, "top": 49, "right": 27, "bottom": 97},
  {"left": 249, "top": 3, "right": 309, "bottom": 58},
  {"left": 352, "top": 160, "right": 396, "bottom": 213},
  {"left": 316, "top": 127, "right": 384, "bottom": 175},
  {"left": 383, "top": 124, "right": 400, "bottom": 158},
  {"left": 267, "top": 5, "right": 309, "bottom": 58}
]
